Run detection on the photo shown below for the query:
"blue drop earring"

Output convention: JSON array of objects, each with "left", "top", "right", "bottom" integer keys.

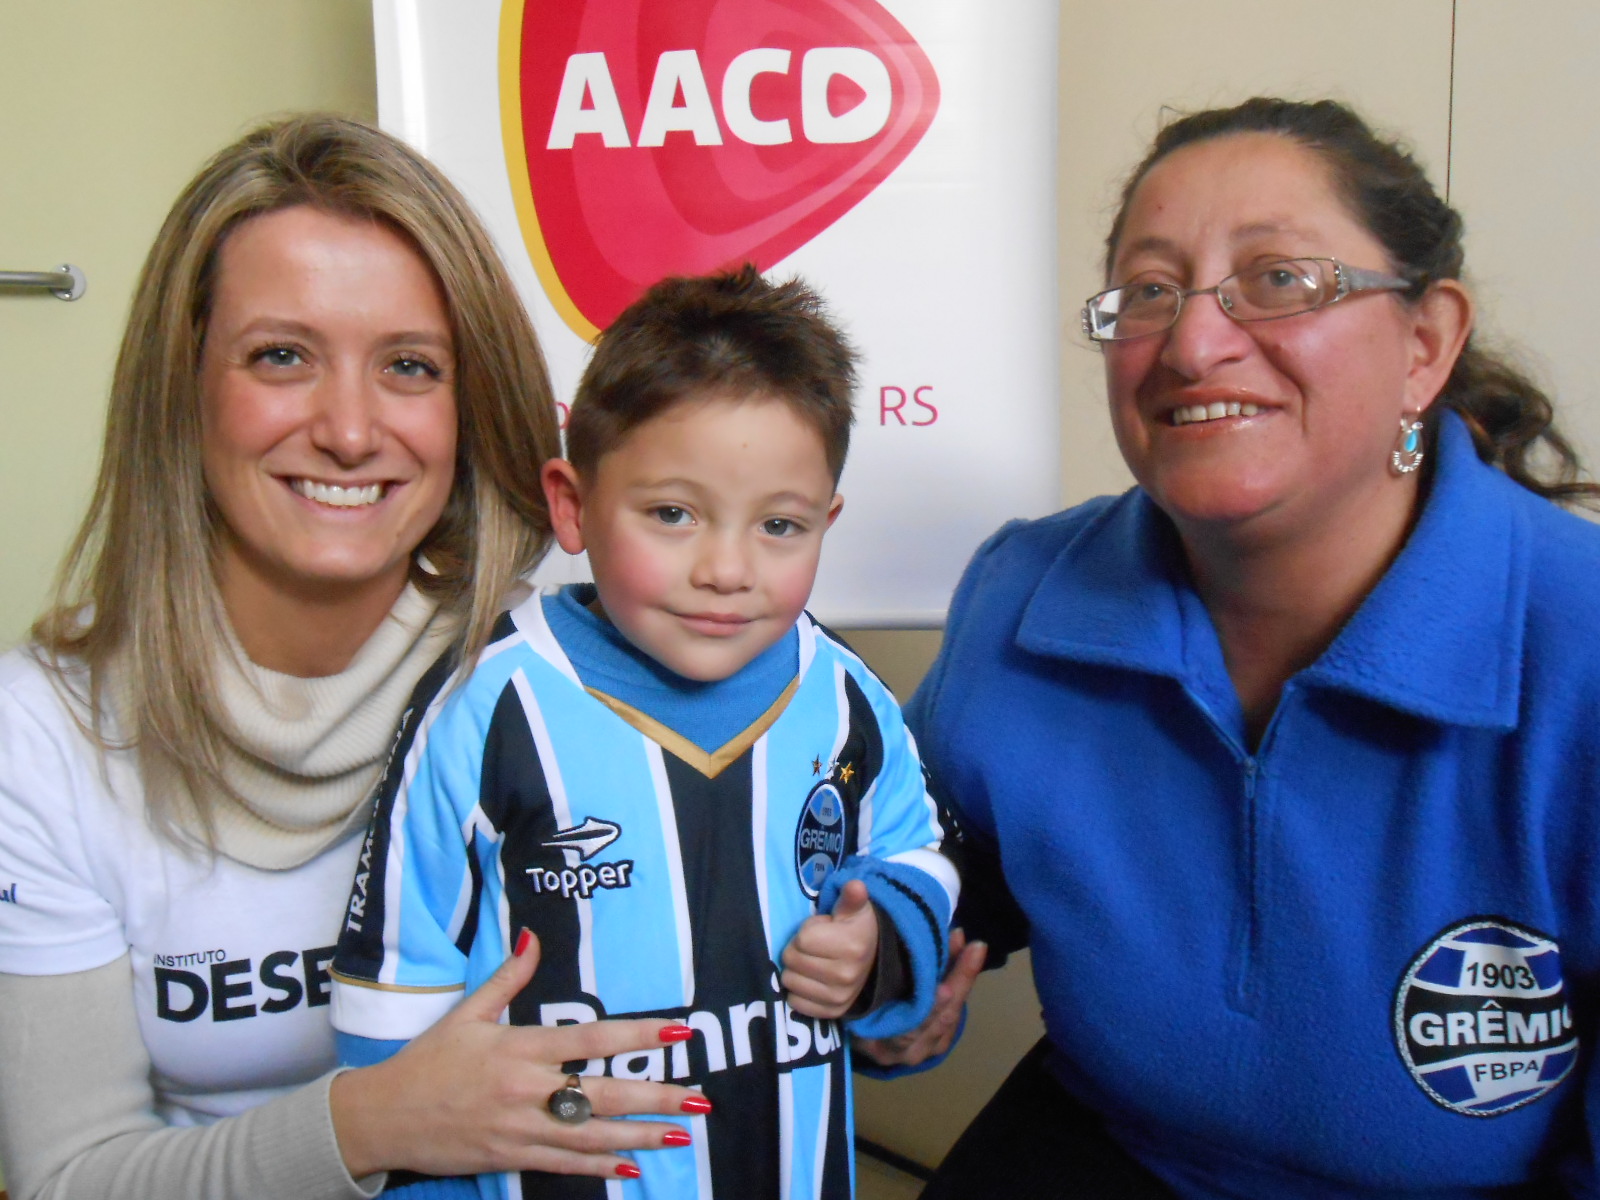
[{"left": 1392, "top": 416, "right": 1425, "bottom": 475}]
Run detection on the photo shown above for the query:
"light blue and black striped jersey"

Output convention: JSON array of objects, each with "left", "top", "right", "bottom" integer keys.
[{"left": 331, "top": 588, "right": 957, "bottom": 1200}]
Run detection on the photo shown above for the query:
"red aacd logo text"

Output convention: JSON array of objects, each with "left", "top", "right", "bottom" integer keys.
[{"left": 506, "top": 0, "right": 939, "bottom": 336}]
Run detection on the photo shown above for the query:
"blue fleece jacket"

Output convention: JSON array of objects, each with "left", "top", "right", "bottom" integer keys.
[{"left": 908, "top": 413, "right": 1600, "bottom": 1197}]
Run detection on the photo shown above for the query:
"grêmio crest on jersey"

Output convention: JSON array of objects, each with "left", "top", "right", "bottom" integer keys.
[
  {"left": 1393, "top": 916, "right": 1576, "bottom": 1116},
  {"left": 795, "top": 766, "right": 854, "bottom": 899}
]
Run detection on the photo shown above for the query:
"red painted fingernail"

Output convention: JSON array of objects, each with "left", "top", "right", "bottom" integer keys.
[
  {"left": 615, "top": 1162, "right": 642, "bottom": 1179},
  {"left": 514, "top": 928, "right": 533, "bottom": 957},
  {"left": 680, "top": 1095, "right": 713, "bottom": 1114},
  {"left": 659, "top": 1024, "right": 694, "bottom": 1043},
  {"left": 662, "top": 1131, "right": 693, "bottom": 1146}
]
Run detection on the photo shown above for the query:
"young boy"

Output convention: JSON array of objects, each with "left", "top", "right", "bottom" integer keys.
[{"left": 330, "top": 266, "right": 957, "bottom": 1198}]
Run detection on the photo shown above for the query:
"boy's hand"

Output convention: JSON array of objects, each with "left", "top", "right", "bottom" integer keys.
[{"left": 781, "top": 879, "right": 879, "bottom": 1019}]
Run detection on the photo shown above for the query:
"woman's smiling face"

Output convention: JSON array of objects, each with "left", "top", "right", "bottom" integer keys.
[
  {"left": 1102, "top": 133, "right": 1438, "bottom": 543},
  {"left": 198, "top": 204, "right": 458, "bottom": 616}
]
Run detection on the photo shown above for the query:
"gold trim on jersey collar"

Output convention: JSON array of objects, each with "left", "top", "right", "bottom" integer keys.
[{"left": 584, "top": 677, "right": 800, "bottom": 779}]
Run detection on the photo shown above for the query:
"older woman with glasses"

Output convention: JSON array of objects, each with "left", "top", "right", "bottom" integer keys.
[{"left": 862, "top": 97, "right": 1600, "bottom": 1197}]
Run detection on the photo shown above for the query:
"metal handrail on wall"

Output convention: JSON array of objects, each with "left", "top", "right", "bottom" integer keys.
[{"left": 0, "top": 264, "right": 86, "bottom": 301}]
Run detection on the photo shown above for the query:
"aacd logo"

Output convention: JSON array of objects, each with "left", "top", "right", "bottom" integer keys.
[
  {"left": 1393, "top": 917, "right": 1576, "bottom": 1117},
  {"left": 500, "top": 0, "right": 940, "bottom": 337}
]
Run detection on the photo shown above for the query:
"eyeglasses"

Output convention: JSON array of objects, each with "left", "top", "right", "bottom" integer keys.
[{"left": 1081, "top": 257, "right": 1413, "bottom": 343}]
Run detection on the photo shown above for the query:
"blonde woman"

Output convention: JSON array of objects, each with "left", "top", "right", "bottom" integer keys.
[{"left": 0, "top": 115, "right": 702, "bottom": 1200}]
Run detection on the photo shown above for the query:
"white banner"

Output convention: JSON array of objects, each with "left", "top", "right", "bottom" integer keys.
[{"left": 374, "top": 0, "right": 1060, "bottom": 626}]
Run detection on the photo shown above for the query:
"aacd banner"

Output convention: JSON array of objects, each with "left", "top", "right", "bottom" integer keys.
[{"left": 375, "top": 0, "right": 1060, "bottom": 625}]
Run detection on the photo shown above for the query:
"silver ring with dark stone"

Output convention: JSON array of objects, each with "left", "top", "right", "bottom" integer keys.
[{"left": 548, "top": 1074, "right": 593, "bottom": 1125}]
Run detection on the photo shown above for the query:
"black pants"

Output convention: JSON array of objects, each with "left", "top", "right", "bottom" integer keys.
[{"left": 919, "top": 1039, "right": 1173, "bottom": 1200}]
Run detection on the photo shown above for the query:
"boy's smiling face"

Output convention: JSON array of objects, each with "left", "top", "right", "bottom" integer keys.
[{"left": 543, "top": 392, "right": 843, "bottom": 681}]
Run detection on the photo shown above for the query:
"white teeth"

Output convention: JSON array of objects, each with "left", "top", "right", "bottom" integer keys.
[
  {"left": 291, "top": 479, "right": 385, "bottom": 507},
  {"left": 1171, "top": 402, "right": 1262, "bottom": 426}
]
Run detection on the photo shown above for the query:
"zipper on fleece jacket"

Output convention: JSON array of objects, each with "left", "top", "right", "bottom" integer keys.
[{"left": 1182, "top": 683, "right": 1291, "bottom": 1018}]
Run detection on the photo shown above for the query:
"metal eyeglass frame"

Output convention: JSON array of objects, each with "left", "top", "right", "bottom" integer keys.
[{"left": 1081, "top": 258, "right": 1414, "bottom": 343}]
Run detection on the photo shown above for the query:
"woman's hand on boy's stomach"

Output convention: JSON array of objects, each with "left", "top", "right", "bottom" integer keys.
[{"left": 330, "top": 931, "right": 707, "bottom": 1180}]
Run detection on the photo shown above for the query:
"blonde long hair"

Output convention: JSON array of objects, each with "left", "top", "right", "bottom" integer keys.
[{"left": 33, "top": 114, "right": 560, "bottom": 835}]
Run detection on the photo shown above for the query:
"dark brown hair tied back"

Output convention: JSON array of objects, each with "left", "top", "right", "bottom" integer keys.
[{"left": 1106, "top": 96, "right": 1598, "bottom": 508}]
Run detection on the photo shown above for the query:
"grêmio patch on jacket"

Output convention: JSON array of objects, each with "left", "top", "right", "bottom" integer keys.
[{"left": 1393, "top": 917, "right": 1576, "bottom": 1116}]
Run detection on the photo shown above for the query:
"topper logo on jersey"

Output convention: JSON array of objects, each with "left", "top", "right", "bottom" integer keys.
[
  {"left": 527, "top": 816, "right": 635, "bottom": 900},
  {"left": 1393, "top": 917, "right": 1577, "bottom": 1116},
  {"left": 795, "top": 780, "right": 849, "bottom": 899},
  {"left": 500, "top": 0, "right": 940, "bottom": 336}
]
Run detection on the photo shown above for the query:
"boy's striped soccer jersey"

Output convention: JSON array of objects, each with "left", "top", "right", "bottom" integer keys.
[{"left": 331, "top": 588, "right": 957, "bottom": 1199}]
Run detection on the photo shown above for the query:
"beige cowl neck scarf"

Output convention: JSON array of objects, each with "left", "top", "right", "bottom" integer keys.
[{"left": 202, "top": 584, "right": 458, "bottom": 870}]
